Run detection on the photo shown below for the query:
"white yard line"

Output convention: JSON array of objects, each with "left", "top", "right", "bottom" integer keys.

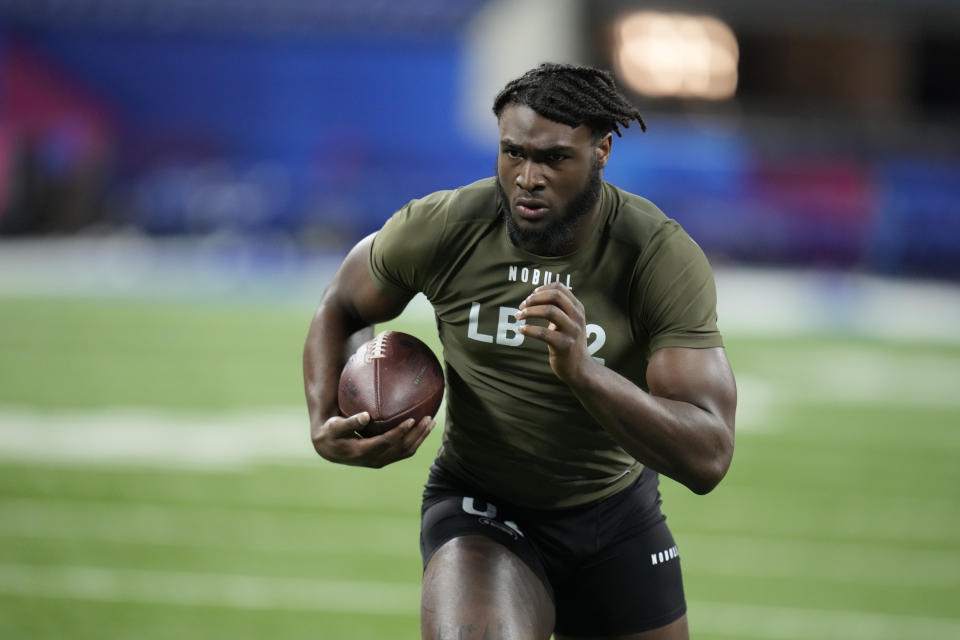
[
  {"left": 0, "top": 497, "right": 418, "bottom": 557},
  {"left": 770, "top": 346, "right": 960, "bottom": 409},
  {"left": 0, "top": 562, "right": 419, "bottom": 615},
  {"left": 682, "top": 532, "right": 960, "bottom": 589},
  {"left": 722, "top": 345, "right": 960, "bottom": 432},
  {"left": 2, "top": 495, "right": 955, "bottom": 589},
  {"left": 0, "top": 562, "right": 957, "bottom": 638},
  {"left": 1, "top": 334, "right": 958, "bottom": 469},
  {"left": 0, "top": 407, "right": 314, "bottom": 468}
]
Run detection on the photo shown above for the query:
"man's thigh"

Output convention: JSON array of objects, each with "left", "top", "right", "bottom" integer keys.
[{"left": 421, "top": 536, "right": 554, "bottom": 640}]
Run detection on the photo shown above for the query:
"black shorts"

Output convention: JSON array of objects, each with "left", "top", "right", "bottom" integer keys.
[{"left": 420, "top": 463, "right": 686, "bottom": 636}]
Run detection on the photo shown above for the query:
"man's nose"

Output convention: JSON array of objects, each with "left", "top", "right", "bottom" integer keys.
[{"left": 515, "top": 159, "right": 544, "bottom": 191}]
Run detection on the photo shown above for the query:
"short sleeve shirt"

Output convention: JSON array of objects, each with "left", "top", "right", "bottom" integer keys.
[{"left": 370, "top": 178, "right": 722, "bottom": 508}]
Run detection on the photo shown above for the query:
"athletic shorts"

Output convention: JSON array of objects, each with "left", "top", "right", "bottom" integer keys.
[{"left": 420, "top": 463, "right": 687, "bottom": 636}]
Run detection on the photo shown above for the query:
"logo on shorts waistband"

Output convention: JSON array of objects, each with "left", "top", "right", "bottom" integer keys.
[{"left": 651, "top": 545, "right": 679, "bottom": 565}]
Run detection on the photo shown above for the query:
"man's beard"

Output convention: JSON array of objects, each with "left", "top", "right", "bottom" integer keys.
[{"left": 497, "top": 158, "right": 603, "bottom": 257}]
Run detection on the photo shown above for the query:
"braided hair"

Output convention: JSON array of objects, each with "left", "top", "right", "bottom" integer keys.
[{"left": 492, "top": 63, "right": 647, "bottom": 138}]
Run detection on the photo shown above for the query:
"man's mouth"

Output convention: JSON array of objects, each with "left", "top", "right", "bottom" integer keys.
[{"left": 515, "top": 198, "right": 549, "bottom": 220}]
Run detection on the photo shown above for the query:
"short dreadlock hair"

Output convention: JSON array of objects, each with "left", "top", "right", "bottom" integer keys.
[{"left": 492, "top": 63, "right": 647, "bottom": 139}]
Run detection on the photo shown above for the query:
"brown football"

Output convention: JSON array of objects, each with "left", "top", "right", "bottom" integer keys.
[{"left": 338, "top": 331, "right": 444, "bottom": 437}]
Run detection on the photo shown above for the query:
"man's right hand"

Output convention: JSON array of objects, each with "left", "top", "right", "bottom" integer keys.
[{"left": 311, "top": 412, "right": 436, "bottom": 468}]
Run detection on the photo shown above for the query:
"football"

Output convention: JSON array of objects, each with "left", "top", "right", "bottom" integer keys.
[{"left": 338, "top": 330, "right": 444, "bottom": 437}]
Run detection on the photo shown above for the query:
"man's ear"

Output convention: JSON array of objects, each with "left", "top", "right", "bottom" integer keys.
[{"left": 597, "top": 133, "right": 613, "bottom": 169}]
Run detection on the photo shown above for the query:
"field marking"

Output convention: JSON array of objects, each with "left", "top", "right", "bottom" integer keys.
[
  {"left": 0, "top": 407, "right": 315, "bottom": 469},
  {"left": 781, "top": 347, "right": 960, "bottom": 410},
  {"left": 2, "top": 339, "right": 958, "bottom": 470},
  {"left": 732, "top": 344, "right": 960, "bottom": 432},
  {"left": 1, "top": 562, "right": 958, "bottom": 638},
  {"left": 681, "top": 532, "right": 960, "bottom": 589},
  {"left": 0, "top": 497, "right": 419, "bottom": 558},
  {"left": 0, "top": 562, "right": 419, "bottom": 615},
  {"left": 0, "top": 407, "right": 439, "bottom": 477},
  {"left": 1, "top": 495, "right": 957, "bottom": 590}
]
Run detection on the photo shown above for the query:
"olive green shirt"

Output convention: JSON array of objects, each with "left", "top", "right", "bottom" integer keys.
[{"left": 370, "top": 177, "right": 722, "bottom": 508}]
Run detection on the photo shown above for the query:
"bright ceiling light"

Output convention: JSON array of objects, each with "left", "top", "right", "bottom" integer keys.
[{"left": 613, "top": 11, "right": 739, "bottom": 100}]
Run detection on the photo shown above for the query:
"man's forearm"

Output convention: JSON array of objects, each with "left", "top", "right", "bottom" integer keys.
[
  {"left": 302, "top": 301, "right": 374, "bottom": 432},
  {"left": 567, "top": 360, "right": 734, "bottom": 495}
]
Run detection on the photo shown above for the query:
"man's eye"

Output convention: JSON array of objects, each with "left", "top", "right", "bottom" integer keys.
[
  {"left": 548, "top": 154, "right": 567, "bottom": 163},
  {"left": 505, "top": 148, "right": 523, "bottom": 159}
]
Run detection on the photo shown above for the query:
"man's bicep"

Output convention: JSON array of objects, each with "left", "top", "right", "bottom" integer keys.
[
  {"left": 646, "top": 347, "right": 737, "bottom": 426},
  {"left": 326, "top": 234, "right": 413, "bottom": 325}
]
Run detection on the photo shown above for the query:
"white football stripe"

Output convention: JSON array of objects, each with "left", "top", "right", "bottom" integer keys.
[
  {"left": 0, "top": 497, "right": 418, "bottom": 557},
  {"left": 0, "top": 562, "right": 419, "bottom": 615},
  {"left": 0, "top": 408, "right": 314, "bottom": 468},
  {"left": 0, "top": 407, "right": 451, "bottom": 473},
  {"left": 3, "top": 495, "right": 956, "bottom": 589},
  {"left": 682, "top": 532, "right": 960, "bottom": 589}
]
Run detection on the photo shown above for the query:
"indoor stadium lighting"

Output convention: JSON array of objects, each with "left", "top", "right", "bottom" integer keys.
[{"left": 613, "top": 11, "right": 739, "bottom": 100}]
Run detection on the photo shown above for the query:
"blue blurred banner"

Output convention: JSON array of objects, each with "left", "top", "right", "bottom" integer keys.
[{"left": 1, "top": 3, "right": 958, "bottom": 279}]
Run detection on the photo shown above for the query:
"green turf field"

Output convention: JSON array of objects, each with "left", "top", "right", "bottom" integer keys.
[{"left": 1, "top": 294, "right": 958, "bottom": 639}]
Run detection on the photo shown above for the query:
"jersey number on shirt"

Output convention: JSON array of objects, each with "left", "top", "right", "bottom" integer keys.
[{"left": 467, "top": 302, "right": 606, "bottom": 364}]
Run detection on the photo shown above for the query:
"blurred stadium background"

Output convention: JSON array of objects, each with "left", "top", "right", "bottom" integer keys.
[{"left": 0, "top": 1, "right": 958, "bottom": 638}]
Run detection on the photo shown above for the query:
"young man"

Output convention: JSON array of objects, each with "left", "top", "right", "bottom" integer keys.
[{"left": 304, "top": 63, "right": 736, "bottom": 639}]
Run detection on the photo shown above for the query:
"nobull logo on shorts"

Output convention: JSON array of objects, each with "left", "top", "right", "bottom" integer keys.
[
  {"left": 650, "top": 545, "right": 679, "bottom": 566},
  {"left": 461, "top": 497, "right": 524, "bottom": 538}
]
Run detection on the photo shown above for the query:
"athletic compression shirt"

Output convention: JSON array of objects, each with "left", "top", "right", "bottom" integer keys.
[{"left": 370, "top": 178, "right": 722, "bottom": 508}]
